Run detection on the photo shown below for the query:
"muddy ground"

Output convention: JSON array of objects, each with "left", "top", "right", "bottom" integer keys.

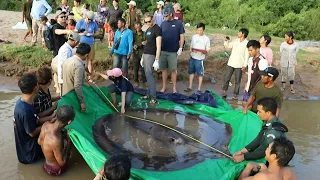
[{"left": 1, "top": 10, "right": 320, "bottom": 99}]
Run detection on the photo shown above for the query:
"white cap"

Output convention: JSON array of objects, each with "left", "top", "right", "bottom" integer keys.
[
  {"left": 157, "top": 1, "right": 165, "bottom": 6},
  {"left": 127, "top": 1, "right": 136, "bottom": 6}
]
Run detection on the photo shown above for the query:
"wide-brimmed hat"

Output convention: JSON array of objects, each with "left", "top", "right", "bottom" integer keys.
[
  {"left": 85, "top": 11, "right": 95, "bottom": 20},
  {"left": 127, "top": 1, "right": 136, "bottom": 6}
]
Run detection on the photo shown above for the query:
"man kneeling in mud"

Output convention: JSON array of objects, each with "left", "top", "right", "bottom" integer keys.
[
  {"left": 38, "top": 105, "right": 75, "bottom": 176},
  {"left": 238, "top": 137, "right": 297, "bottom": 180}
]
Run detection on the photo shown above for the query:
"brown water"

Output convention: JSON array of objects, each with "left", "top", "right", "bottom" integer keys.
[
  {"left": 93, "top": 109, "right": 231, "bottom": 171},
  {"left": 0, "top": 91, "right": 318, "bottom": 179}
]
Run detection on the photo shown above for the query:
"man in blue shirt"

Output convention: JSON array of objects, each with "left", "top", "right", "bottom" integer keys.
[
  {"left": 14, "top": 73, "right": 55, "bottom": 164},
  {"left": 110, "top": 18, "right": 133, "bottom": 77},
  {"left": 97, "top": 68, "right": 134, "bottom": 114},
  {"left": 30, "top": 0, "right": 52, "bottom": 46},
  {"left": 159, "top": 7, "right": 185, "bottom": 93},
  {"left": 75, "top": 11, "right": 99, "bottom": 74}
]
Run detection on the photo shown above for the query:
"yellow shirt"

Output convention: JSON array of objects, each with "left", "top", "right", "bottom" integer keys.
[
  {"left": 72, "top": 6, "right": 82, "bottom": 22},
  {"left": 224, "top": 38, "right": 249, "bottom": 68}
]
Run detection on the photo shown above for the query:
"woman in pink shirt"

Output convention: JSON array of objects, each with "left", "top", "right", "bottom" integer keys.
[{"left": 259, "top": 34, "right": 273, "bottom": 66}]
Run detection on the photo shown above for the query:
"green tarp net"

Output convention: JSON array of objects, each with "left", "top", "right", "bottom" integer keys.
[{"left": 59, "top": 85, "right": 265, "bottom": 180}]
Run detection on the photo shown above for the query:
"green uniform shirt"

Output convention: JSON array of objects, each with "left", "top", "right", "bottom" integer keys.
[
  {"left": 244, "top": 117, "right": 286, "bottom": 160},
  {"left": 133, "top": 31, "right": 145, "bottom": 56},
  {"left": 251, "top": 82, "right": 283, "bottom": 112}
]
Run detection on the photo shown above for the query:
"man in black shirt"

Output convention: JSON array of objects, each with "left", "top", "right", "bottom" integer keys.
[
  {"left": 107, "top": 0, "right": 124, "bottom": 30},
  {"left": 140, "top": 12, "right": 162, "bottom": 104},
  {"left": 53, "top": 10, "right": 73, "bottom": 56},
  {"left": 13, "top": 73, "right": 55, "bottom": 164}
]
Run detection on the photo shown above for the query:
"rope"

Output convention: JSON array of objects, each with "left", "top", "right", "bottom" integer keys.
[{"left": 89, "top": 81, "right": 233, "bottom": 159}]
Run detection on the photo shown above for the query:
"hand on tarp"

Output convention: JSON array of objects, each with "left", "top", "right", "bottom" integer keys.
[
  {"left": 81, "top": 102, "right": 87, "bottom": 112},
  {"left": 153, "top": 60, "right": 159, "bottom": 71},
  {"left": 242, "top": 106, "right": 248, "bottom": 114},
  {"left": 232, "top": 151, "right": 244, "bottom": 163}
]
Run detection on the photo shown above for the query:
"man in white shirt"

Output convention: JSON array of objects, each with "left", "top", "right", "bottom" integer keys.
[
  {"left": 30, "top": 0, "right": 52, "bottom": 46},
  {"left": 243, "top": 40, "right": 268, "bottom": 106},
  {"left": 184, "top": 23, "right": 210, "bottom": 93},
  {"left": 57, "top": 32, "right": 80, "bottom": 95},
  {"left": 222, "top": 28, "right": 249, "bottom": 100}
]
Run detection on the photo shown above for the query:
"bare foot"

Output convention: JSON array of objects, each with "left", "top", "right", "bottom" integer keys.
[
  {"left": 173, "top": 88, "right": 177, "bottom": 93},
  {"left": 160, "top": 87, "right": 166, "bottom": 93}
]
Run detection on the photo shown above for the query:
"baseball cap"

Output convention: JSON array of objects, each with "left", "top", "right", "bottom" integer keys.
[
  {"left": 164, "top": 7, "right": 174, "bottom": 16},
  {"left": 68, "top": 32, "right": 81, "bottom": 42},
  {"left": 56, "top": 10, "right": 66, "bottom": 17},
  {"left": 85, "top": 11, "right": 95, "bottom": 20},
  {"left": 259, "top": 67, "right": 279, "bottom": 79},
  {"left": 107, "top": 68, "right": 123, "bottom": 77},
  {"left": 127, "top": 1, "right": 136, "bottom": 6},
  {"left": 157, "top": 1, "right": 165, "bottom": 6}
]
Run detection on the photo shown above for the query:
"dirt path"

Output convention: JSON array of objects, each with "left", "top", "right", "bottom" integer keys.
[{"left": 1, "top": 10, "right": 320, "bottom": 99}]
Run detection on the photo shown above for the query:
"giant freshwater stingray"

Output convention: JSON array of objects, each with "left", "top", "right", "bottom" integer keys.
[{"left": 92, "top": 108, "right": 232, "bottom": 171}]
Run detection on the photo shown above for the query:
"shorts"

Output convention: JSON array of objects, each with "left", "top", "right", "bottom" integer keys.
[
  {"left": 188, "top": 57, "right": 204, "bottom": 76},
  {"left": 43, "top": 163, "right": 65, "bottom": 176},
  {"left": 159, "top": 51, "right": 178, "bottom": 71},
  {"left": 26, "top": 19, "right": 32, "bottom": 32},
  {"left": 108, "top": 84, "right": 133, "bottom": 105},
  {"left": 88, "top": 45, "right": 95, "bottom": 60},
  {"left": 243, "top": 90, "right": 250, "bottom": 102}
]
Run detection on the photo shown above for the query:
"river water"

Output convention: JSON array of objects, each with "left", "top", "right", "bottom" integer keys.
[{"left": 0, "top": 91, "right": 318, "bottom": 179}]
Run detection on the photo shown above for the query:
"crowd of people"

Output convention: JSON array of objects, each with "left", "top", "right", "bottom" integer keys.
[{"left": 14, "top": 0, "right": 300, "bottom": 179}]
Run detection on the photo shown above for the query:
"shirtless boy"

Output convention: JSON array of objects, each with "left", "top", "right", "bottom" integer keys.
[
  {"left": 38, "top": 105, "right": 75, "bottom": 176},
  {"left": 238, "top": 137, "right": 297, "bottom": 180}
]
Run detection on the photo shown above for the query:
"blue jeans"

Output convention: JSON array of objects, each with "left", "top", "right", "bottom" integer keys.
[
  {"left": 113, "top": 53, "right": 129, "bottom": 73},
  {"left": 108, "top": 84, "right": 133, "bottom": 106}
]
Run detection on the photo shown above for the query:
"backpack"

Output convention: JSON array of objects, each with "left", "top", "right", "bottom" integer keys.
[{"left": 43, "top": 26, "right": 55, "bottom": 51}]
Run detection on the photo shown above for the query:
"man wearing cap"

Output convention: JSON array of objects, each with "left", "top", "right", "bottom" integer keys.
[
  {"left": 30, "top": 0, "right": 52, "bottom": 46},
  {"left": 97, "top": 68, "right": 134, "bottom": 114},
  {"left": 159, "top": 6, "right": 185, "bottom": 93},
  {"left": 243, "top": 67, "right": 283, "bottom": 117},
  {"left": 234, "top": 97, "right": 288, "bottom": 163},
  {"left": 62, "top": 43, "right": 91, "bottom": 112},
  {"left": 122, "top": 1, "right": 143, "bottom": 30},
  {"left": 75, "top": 11, "right": 99, "bottom": 74},
  {"left": 107, "top": 0, "right": 123, "bottom": 31},
  {"left": 57, "top": 32, "right": 80, "bottom": 95},
  {"left": 53, "top": 10, "right": 73, "bottom": 56}
]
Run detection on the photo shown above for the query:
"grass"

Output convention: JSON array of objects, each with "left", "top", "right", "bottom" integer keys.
[{"left": 0, "top": 44, "right": 52, "bottom": 67}]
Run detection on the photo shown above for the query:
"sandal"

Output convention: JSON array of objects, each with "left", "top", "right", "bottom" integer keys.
[
  {"left": 197, "top": 90, "right": 202, "bottom": 93},
  {"left": 134, "top": 82, "right": 139, "bottom": 87},
  {"left": 281, "top": 87, "right": 285, "bottom": 91},
  {"left": 232, "top": 95, "right": 238, "bottom": 100},
  {"left": 184, "top": 88, "right": 192, "bottom": 92},
  {"left": 149, "top": 99, "right": 158, "bottom": 104},
  {"left": 140, "top": 95, "right": 149, "bottom": 100},
  {"left": 222, "top": 91, "right": 227, "bottom": 98},
  {"left": 290, "top": 89, "right": 295, "bottom": 94}
]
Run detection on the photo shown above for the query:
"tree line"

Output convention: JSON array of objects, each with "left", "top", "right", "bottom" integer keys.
[{"left": 3, "top": 0, "right": 320, "bottom": 40}]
